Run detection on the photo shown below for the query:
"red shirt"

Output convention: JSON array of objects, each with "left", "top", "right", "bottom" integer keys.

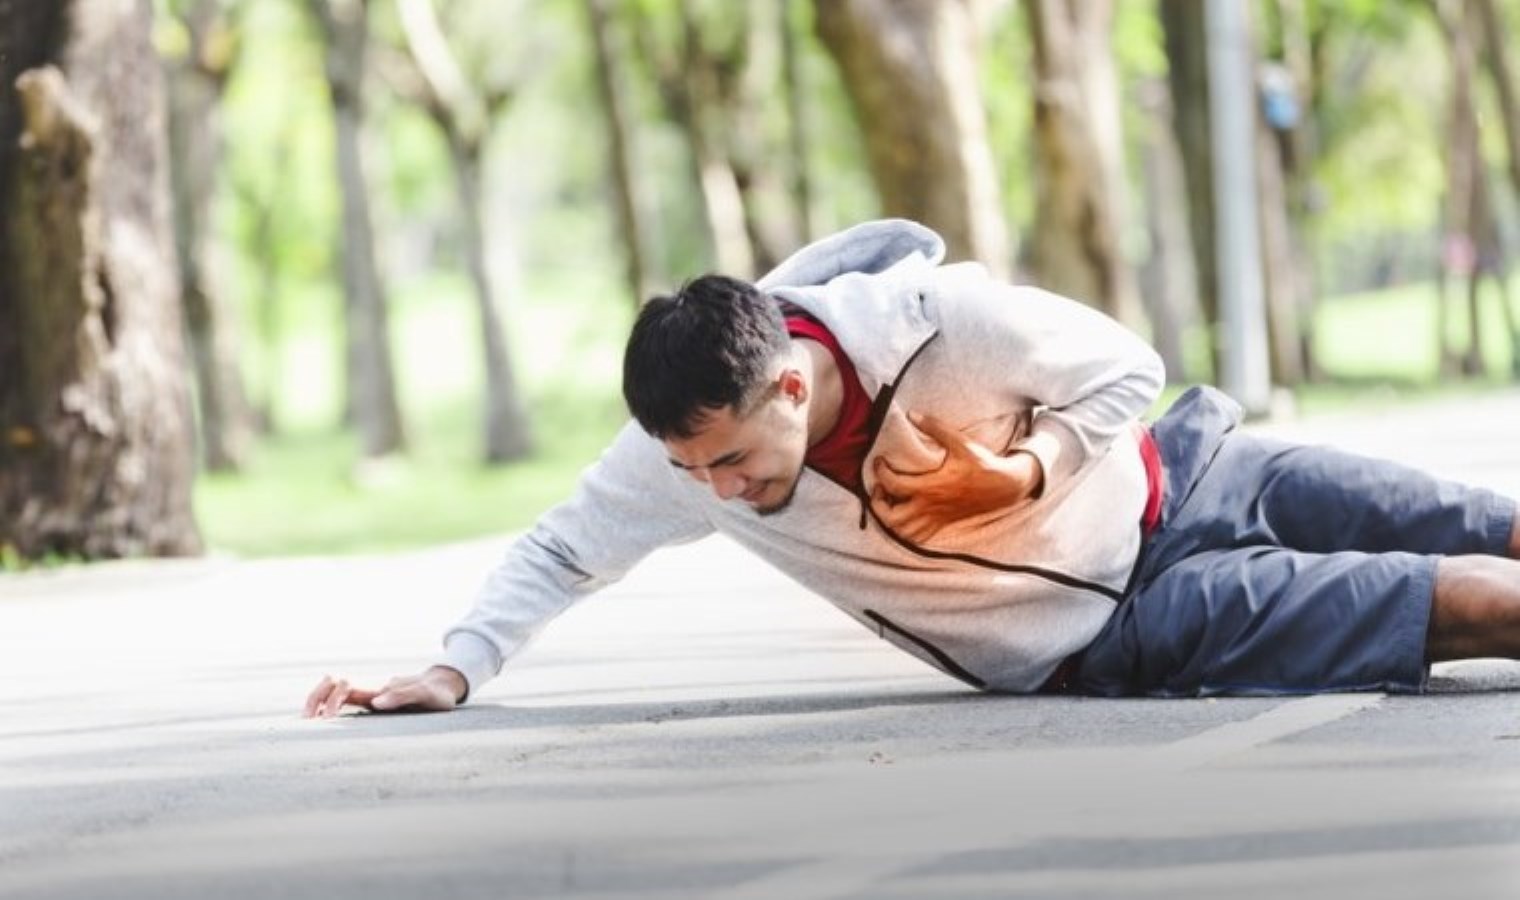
[{"left": 786, "top": 314, "right": 872, "bottom": 494}]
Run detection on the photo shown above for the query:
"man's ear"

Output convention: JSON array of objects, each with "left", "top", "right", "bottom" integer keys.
[{"left": 777, "top": 368, "right": 808, "bottom": 405}]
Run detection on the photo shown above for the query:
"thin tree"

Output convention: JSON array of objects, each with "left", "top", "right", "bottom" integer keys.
[
  {"left": 813, "top": 0, "right": 1011, "bottom": 277},
  {"left": 1134, "top": 77, "right": 1200, "bottom": 382},
  {"left": 390, "top": 0, "right": 533, "bottom": 462},
  {"left": 1473, "top": 0, "right": 1520, "bottom": 377},
  {"left": 629, "top": 0, "right": 757, "bottom": 276},
  {"left": 306, "top": 0, "right": 407, "bottom": 458},
  {"left": 1160, "top": 0, "right": 1221, "bottom": 379},
  {"left": 1023, "top": 0, "right": 1141, "bottom": 325},
  {"left": 0, "top": 0, "right": 202, "bottom": 559},
  {"left": 1475, "top": 0, "right": 1520, "bottom": 205},
  {"left": 584, "top": 0, "right": 658, "bottom": 307},
  {"left": 165, "top": 0, "right": 257, "bottom": 471},
  {"left": 779, "top": 0, "right": 815, "bottom": 244},
  {"left": 1429, "top": 0, "right": 1519, "bottom": 377}
]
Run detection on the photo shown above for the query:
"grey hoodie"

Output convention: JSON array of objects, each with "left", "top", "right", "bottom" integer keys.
[{"left": 439, "top": 220, "right": 1165, "bottom": 695}]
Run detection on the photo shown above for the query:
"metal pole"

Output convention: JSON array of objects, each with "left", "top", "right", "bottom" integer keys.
[{"left": 1207, "top": 0, "right": 1272, "bottom": 415}]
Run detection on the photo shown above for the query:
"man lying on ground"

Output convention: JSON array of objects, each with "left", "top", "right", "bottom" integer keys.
[{"left": 305, "top": 219, "right": 1520, "bottom": 717}]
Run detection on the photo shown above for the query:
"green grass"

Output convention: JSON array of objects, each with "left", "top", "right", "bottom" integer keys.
[
  {"left": 195, "top": 267, "right": 633, "bottom": 557},
  {"left": 195, "top": 269, "right": 1520, "bottom": 558}
]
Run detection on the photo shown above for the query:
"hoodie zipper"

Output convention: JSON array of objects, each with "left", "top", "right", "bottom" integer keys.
[
  {"left": 856, "top": 327, "right": 941, "bottom": 528},
  {"left": 865, "top": 609, "right": 987, "bottom": 689}
]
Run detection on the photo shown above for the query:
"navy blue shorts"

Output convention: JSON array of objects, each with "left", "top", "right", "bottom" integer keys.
[{"left": 1076, "top": 386, "right": 1517, "bottom": 697}]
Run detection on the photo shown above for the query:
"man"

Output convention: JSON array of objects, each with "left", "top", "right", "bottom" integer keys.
[{"left": 305, "top": 219, "right": 1520, "bottom": 717}]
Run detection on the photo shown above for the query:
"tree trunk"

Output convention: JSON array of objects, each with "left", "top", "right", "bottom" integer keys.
[
  {"left": 308, "top": 0, "right": 406, "bottom": 458},
  {"left": 1272, "top": 0, "right": 1323, "bottom": 380},
  {"left": 1475, "top": 0, "right": 1520, "bottom": 202},
  {"left": 677, "top": 0, "right": 756, "bottom": 277},
  {"left": 814, "top": 0, "right": 1011, "bottom": 277},
  {"left": 780, "top": 0, "right": 815, "bottom": 244},
  {"left": 1023, "top": 0, "right": 1141, "bottom": 324},
  {"left": 726, "top": 0, "right": 796, "bottom": 273},
  {"left": 395, "top": 0, "right": 534, "bottom": 463},
  {"left": 1433, "top": 0, "right": 1484, "bottom": 376},
  {"left": 584, "top": 0, "right": 655, "bottom": 307},
  {"left": 166, "top": 0, "right": 255, "bottom": 471},
  {"left": 450, "top": 137, "right": 534, "bottom": 462},
  {"left": 1255, "top": 86, "right": 1306, "bottom": 386},
  {"left": 1160, "top": 0, "right": 1220, "bottom": 378},
  {"left": 0, "top": 0, "right": 202, "bottom": 560},
  {"left": 1135, "top": 77, "right": 1199, "bottom": 382},
  {"left": 237, "top": 127, "right": 295, "bottom": 433}
]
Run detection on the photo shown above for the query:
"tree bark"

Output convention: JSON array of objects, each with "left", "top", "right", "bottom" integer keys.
[
  {"left": 677, "top": 0, "right": 757, "bottom": 277},
  {"left": 166, "top": 0, "right": 255, "bottom": 471},
  {"left": 1433, "top": 0, "right": 1484, "bottom": 376},
  {"left": 584, "top": 0, "right": 655, "bottom": 307},
  {"left": 0, "top": 0, "right": 202, "bottom": 560},
  {"left": 307, "top": 0, "right": 406, "bottom": 458},
  {"left": 1254, "top": 107, "right": 1306, "bottom": 386},
  {"left": 814, "top": 0, "right": 1011, "bottom": 277},
  {"left": 1135, "top": 77, "right": 1198, "bottom": 382},
  {"left": 1270, "top": 0, "right": 1323, "bottom": 380},
  {"left": 780, "top": 0, "right": 815, "bottom": 244},
  {"left": 726, "top": 0, "right": 796, "bottom": 272},
  {"left": 1023, "top": 0, "right": 1141, "bottom": 324},
  {"left": 395, "top": 0, "right": 533, "bottom": 463},
  {"left": 449, "top": 138, "right": 533, "bottom": 462},
  {"left": 1475, "top": 0, "right": 1520, "bottom": 206},
  {"left": 1160, "top": 0, "right": 1220, "bottom": 378}
]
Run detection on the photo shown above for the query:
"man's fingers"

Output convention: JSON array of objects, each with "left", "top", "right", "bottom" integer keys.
[
  {"left": 321, "top": 679, "right": 351, "bottom": 718},
  {"left": 303, "top": 676, "right": 334, "bottom": 718},
  {"left": 908, "top": 411, "right": 970, "bottom": 457}
]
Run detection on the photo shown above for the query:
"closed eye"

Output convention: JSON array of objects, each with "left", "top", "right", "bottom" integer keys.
[{"left": 669, "top": 451, "right": 746, "bottom": 471}]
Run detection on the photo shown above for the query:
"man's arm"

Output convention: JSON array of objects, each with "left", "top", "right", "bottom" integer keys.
[{"left": 303, "top": 422, "right": 715, "bottom": 717}]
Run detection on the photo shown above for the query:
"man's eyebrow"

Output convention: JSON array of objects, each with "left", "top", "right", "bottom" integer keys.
[{"left": 668, "top": 450, "right": 745, "bottom": 470}]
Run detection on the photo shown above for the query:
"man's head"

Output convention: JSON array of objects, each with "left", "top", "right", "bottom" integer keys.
[{"left": 623, "top": 275, "right": 811, "bottom": 515}]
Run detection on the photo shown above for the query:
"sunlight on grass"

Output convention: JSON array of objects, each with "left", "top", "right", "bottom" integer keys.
[{"left": 196, "top": 266, "right": 631, "bottom": 557}]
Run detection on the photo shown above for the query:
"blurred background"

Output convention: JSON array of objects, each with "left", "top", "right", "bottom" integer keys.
[{"left": 2, "top": 0, "right": 1519, "bottom": 564}]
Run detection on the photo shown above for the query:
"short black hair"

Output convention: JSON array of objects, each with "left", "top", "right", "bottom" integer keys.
[{"left": 623, "top": 274, "right": 790, "bottom": 439}]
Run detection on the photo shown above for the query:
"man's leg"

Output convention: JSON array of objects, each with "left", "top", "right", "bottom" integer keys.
[
  {"left": 1182, "top": 434, "right": 1515, "bottom": 559},
  {"left": 1427, "top": 555, "right": 1520, "bottom": 661},
  {"left": 1079, "top": 547, "right": 1434, "bottom": 696}
]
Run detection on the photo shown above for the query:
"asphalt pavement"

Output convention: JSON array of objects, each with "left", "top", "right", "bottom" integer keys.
[{"left": 3, "top": 387, "right": 1520, "bottom": 899}]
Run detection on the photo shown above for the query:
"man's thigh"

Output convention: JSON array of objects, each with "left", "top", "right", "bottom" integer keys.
[
  {"left": 1077, "top": 546, "right": 1436, "bottom": 697},
  {"left": 1165, "top": 435, "right": 1513, "bottom": 558}
]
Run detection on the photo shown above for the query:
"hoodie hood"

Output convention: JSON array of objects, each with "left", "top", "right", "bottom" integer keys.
[
  {"left": 755, "top": 219, "right": 950, "bottom": 394},
  {"left": 756, "top": 218, "right": 945, "bottom": 291}
]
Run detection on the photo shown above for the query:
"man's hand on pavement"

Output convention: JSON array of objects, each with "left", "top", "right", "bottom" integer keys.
[
  {"left": 302, "top": 665, "right": 467, "bottom": 718},
  {"left": 869, "top": 411, "right": 1044, "bottom": 543}
]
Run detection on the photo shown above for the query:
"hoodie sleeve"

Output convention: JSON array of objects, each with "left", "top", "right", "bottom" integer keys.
[
  {"left": 436, "top": 421, "right": 714, "bottom": 699},
  {"left": 934, "top": 271, "right": 1165, "bottom": 490}
]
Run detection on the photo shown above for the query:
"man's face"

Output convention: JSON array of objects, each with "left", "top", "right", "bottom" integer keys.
[{"left": 663, "top": 382, "right": 810, "bottom": 516}]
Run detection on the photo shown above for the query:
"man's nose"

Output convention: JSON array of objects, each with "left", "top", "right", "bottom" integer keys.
[{"left": 709, "top": 469, "right": 745, "bottom": 500}]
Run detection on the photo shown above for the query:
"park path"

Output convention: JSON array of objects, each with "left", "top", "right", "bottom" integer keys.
[{"left": 2, "top": 388, "right": 1520, "bottom": 899}]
